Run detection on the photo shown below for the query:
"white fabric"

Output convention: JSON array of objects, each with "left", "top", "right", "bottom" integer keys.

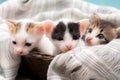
[
  {"left": 48, "top": 39, "right": 120, "bottom": 80},
  {"left": 0, "top": 0, "right": 120, "bottom": 26}
]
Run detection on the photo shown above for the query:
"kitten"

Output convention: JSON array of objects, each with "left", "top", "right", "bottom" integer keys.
[
  {"left": 7, "top": 19, "right": 44, "bottom": 55},
  {"left": 44, "top": 19, "right": 88, "bottom": 53},
  {"left": 82, "top": 14, "right": 120, "bottom": 46},
  {"left": 0, "top": 19, "right": 44, "bottom": 80}
]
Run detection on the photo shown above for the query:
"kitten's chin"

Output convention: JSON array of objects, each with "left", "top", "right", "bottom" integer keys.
[
  {"left": 86, "top": 42, "right": 98, "bottom": 46},
  {"left": 85, "top": 41, "right": 93, "bottom": 46},
  {"left": 15, "top": 52, "right": 29, "bottom": 56},
  {"left": 62, "top": 48, "right": 72, "bottom": 53},
  {"left": 86, "top": 43, "right": 92, "bottom": 46},
  {"left": 20, "top": 53, "right": 29, "bottom": 56}
]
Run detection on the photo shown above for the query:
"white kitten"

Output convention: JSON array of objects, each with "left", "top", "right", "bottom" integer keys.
[{"left": 0, "top": 19, "right": 44, "bottom": 80}]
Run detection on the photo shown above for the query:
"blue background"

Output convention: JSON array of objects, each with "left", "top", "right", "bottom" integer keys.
[
  {"left": 0, "top": 0, "right": 5, "bottom": 3},
  {"left": 86, "top": 0, "right": 120, "bottom": 9}
]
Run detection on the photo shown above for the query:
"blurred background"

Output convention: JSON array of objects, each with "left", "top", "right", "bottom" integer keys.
[
  {"left": 0, "top": 0, "right": 120, "bottom": 9},
  {"left": 0, "top": 0, "right": 5, "bottom": 3}
]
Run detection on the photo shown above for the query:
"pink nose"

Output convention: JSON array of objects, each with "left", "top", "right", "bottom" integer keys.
[
  {"left": 17, "top": 50, "right": 23, "bottom": 54},
  {"left": 86, "top": 36, "right": 92, "bottom": 42},
  {"left": 66, "top": 44, "right": 72, "bottom": 50}
]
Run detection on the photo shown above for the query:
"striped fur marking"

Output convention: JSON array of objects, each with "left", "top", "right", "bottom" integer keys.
[{"left": 26, "top": 22, "right": 36, "bottom": 33}]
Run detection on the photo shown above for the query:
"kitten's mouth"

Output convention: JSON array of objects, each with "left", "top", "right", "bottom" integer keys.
[
  {"left": 86, "top": 41, "right": 92, "bottom": 46},
  {"left": 17, "top": 53, "right": 26, "bottom": 56},
  {"left": 86, "top": 43, "right": 92, "bottom": 46},
  {"left": 16, "top": 52, "right": 29, "bottom": 56},
  {"left": 66, "top": 48, "right": 71, "bottom": 51},
  {"left": 64, "top": 48, "right": 72, "bottom": 52}
]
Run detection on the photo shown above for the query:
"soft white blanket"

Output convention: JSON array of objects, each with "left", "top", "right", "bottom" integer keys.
[
  {"left": 48, "top": 39, "right": 120, "bottom": 80},
  {"left": 0, "top": 0, "right": 120, "bottom": 26}
]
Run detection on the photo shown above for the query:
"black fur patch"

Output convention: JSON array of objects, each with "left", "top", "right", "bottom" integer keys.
[
  {"left": 52, "top": 22, "right": 66, "bottom": 40},
  {"left": 68, "top": 22, "right": 80, "bottom": 40},
  {"left": 52, "top": 22, "right": 80, "bottom": 41}
]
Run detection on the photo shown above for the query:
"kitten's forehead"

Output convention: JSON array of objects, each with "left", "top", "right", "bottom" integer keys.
[
  {"left": 55, "top": 20, "right": 79, "bottom": 30},
  {"left": 16, "top": 20, "right": 37, "bottom": 34},
  {"left": 67, "top": 22, "right": 79, "bottom": 31},
  {"left": 13, "top": 20, "right": 37, "bottom": 40},
  {"left": 91, "top": 19, "right": 116, "bottom": 28},
  {"left": 54, "top": 18, "right": 74, "bottom": 27},
  {"left": 54, "top": 21, "right": 79, "bottom": 33},
  {"left": 52, "top": 20, "right": 80, "bottom": 40},
  {"left": 26, "top": 22, "right": 36, "bottom": 33}
]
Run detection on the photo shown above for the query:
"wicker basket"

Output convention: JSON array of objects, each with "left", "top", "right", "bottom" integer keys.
[{"left": 17, "top": 48, "right": 54, "bottom": 80}]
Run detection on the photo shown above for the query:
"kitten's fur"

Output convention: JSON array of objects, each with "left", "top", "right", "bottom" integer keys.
[
  {"left": 44, "top": 19, "right": 88, "bottom": 53},
  {"left": 82, "top": 14, "right": 120, "bottom": 46},
  {"left": 0, "top": 19, "right": 44, "bottom": 80}
]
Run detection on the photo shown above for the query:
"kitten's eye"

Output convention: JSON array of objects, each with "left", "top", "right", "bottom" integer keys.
[
  {"left": 56, "top": 37, "right": 63, "bottom": 41},
  {"left": 88, "top": 28, "right": 92, "bottom": 33},
  {"left": 52, "top": 33, "right": 64, "bottom": 41},
  {"left": 73, "top": 34, "right": 80, "bottom": 40},
  {"left": 25, "top": 43, "right": 32, "bottom": 47},
  {"left": 12, "top": 41, "right": 17, "bottom": 45},
  {"left": 97, "top": 34, "right": 104, "bottom": 39}
]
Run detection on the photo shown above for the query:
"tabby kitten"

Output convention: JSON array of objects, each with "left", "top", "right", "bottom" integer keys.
[{"left": 82, "top": 14, "right": 120, "bottom": 46}]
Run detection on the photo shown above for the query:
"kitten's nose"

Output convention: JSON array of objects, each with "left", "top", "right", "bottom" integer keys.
[
  {"left": 86, "top": 36, "right": 92, "bottom": 42},
  {"left": 66, "top": 44, "right": 72, "bottom": 50},
  {"left": 17, "top": 50, "right": 23, "bottom": 54}
]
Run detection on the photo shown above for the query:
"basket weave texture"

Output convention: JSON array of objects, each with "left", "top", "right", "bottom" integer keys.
[{"left": 17, "top": 48, "right": 54, "bottom": 80}]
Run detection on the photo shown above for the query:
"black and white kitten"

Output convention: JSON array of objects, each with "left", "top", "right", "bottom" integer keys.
[{"left": 44, "top": 19, "right": 88, "bottom": 52}]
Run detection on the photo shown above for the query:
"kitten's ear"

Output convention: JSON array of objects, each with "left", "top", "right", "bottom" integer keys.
[
  {"left": 5, "top": 20, "right": 16, "bottom": 27},
  {"left": 5, "top": 20, "right": 18, "bottom": 34},
  {"left": 44, "top": 20, "right": 54, "bottom": 38},
  {"left": 90, "top": 13, "right": 100, "bottom": 25},
  {"left": 33, "top": 22, "right": 44, "bottom": 37},
  {"left": 79, "top": 19, "right": 89, "bottom": 36},
  {"left": 116, "top": 27, "right": 120, "bottom": 38}
]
